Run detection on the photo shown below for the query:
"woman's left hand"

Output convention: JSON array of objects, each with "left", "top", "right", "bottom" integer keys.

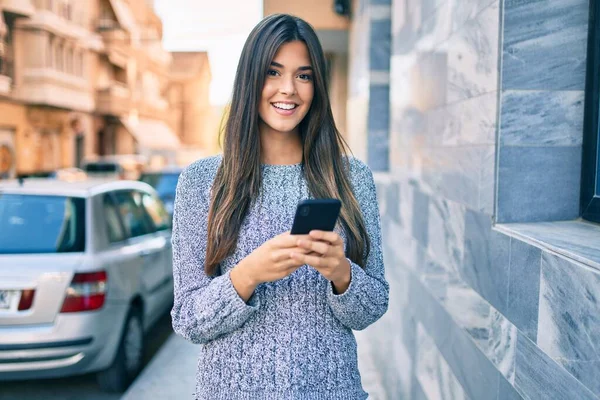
[{"left": 292, "top": 230, "right": 351, "bottom": 294}]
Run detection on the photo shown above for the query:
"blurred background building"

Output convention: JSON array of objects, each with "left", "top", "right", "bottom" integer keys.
[{"left": 0, "top": 0, "right": 216, "bottom": 180}]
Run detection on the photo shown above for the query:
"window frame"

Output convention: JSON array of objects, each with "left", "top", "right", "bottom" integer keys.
[
  {"left": 140, "top": 191, "right": 171, "bottom": 232},
  {"left": 582, "top": 0, "right": 600, "bottom": 223},
  {"left": 111, "top": 190, "right": 156, "bottom": 239},
  {"left": 102, "top": 193, "right": 127, "bottom": 244}
]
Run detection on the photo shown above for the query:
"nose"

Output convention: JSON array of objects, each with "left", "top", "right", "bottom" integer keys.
[{"left": 278, "top": 75, "right": 296, "bottom": 95}]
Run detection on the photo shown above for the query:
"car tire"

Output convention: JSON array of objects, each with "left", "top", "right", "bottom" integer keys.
[{"left": 96, "top": 307, "right": 145, "bottom": 393}]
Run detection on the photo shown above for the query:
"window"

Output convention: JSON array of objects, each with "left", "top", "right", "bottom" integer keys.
[
  {"left": 78, "top": 51, "right": 85, "bottom": 77},
  {"left": 1, "top": 14, "right": 16, "bottom": 79},
  {"left": 103, "top": 195, "right": 125, "bottom": 243},
  {"left": 113, "top": 64, "right": 127, "bottom": 84},
  {"left": 141, "top": 192, "right": 171, "bottom": 231},
  {"left": 582, "top": 0, "right": 600, "bottom": 223},
  {"left": 47, "top": 35, "right": 54, "bottom": 68},
  {"left": 66, "top": 47, "right": 73, "bottom": 74},
  {"left": 56, "top": 42, "right": 63, "bottom": 71},
  {"left": 0, "top": 194, "right": 86, "bottom": 254},
  {"left": 112, "top": 191, "right": 155, "bottom": 238}
]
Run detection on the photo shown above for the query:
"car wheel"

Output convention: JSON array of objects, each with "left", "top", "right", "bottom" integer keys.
[{"left": 96, "top": 307, "right": 145, "bottom": 393}]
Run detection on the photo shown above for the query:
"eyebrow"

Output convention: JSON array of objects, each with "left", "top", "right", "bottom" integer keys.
[{"left": 270, "top": 61, "right": 313, "bottom": 71}]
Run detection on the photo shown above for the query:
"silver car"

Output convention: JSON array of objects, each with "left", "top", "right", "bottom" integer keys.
[{"left": 0, "top": 178, "right": 174, "bottom": 392}]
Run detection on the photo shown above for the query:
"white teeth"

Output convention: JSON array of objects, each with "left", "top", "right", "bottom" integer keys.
[{"left": 273, "top": 102, "right": 297, "bottom": 110}]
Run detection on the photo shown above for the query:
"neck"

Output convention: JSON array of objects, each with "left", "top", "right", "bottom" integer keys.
[{"left": 259, "top": 122, "right": 303, "bottom": 165}]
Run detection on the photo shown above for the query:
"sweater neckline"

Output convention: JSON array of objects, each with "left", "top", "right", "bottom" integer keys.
[{"left": 260, "top": 162, "right": 303, "bottom": 171}]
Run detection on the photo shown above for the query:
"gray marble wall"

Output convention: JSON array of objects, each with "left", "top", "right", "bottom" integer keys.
[
  {"left": 350, "top": 0, "right": 600, "bottom": 399},
  {"left": 497, "top": 0, "right": 588, "bottom": 223}
]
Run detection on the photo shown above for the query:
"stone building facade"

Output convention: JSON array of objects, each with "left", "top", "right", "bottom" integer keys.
[{"left": 349, "top": 0, "right": 600, "bottom": 399}]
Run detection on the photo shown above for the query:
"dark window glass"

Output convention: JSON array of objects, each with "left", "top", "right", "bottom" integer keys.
[
  {"left": 113, "top": 191, "right": 155, "bottom": 238},
  {"left": 103, "top": 195, "right": 125, "bottom": 243},
  {"left": 83, "top": 163, "right": 120, "bottom": 173},
  {"left": 0, "top": 194, "right": 86, "bottom": 254},
  {"left": 141, "top": 192, "right": 171, "bottom": 231},
  {"left": 139, "top": 172, "right": 180, "bottom": 199},
  {"left": 582, "top": 0, "right": 600, "bottom": 222}
]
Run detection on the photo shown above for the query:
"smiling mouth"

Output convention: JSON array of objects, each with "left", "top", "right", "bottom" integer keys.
[{"left": 271, "top": 102, "right": 298, "bottom": 111}]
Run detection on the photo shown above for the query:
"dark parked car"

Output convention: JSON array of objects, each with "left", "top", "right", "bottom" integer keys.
[{"left": 139, "top": 167, "right": 182, "bottom": 216}]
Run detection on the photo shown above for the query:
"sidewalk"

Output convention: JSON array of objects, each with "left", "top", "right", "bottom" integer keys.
[
  {"left": 123, "top": 331, "right": 385, "bottom": 400},
  {"left": 121, "top": 334, "right": 199, "bottom": 400}
]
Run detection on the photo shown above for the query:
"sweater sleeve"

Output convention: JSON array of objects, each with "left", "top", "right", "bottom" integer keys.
[
  {"left": 170, "top": 160, "right": 260, "bottom": 344},
  {"left": 326, "top": 159, "right": 389, "bottom": 330}
]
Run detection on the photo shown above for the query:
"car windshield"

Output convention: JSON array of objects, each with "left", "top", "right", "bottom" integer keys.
[
  {"left": 0, "top": 194, "right": 86, "bottom": 254},
  {"left": 140, "top": 173, "right": 180, "bottom": 199}
]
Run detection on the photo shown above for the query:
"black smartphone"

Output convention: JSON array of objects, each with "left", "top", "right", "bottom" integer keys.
[{"left": 290, "top": 199, "right": 342, "bottom": 235}]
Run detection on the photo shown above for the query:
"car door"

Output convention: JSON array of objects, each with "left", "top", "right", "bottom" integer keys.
[
  {"left": 97, "top": 193, "right": 141, "bottom": 304},
  {"left": 112, "top": 190, "right": 164, "bottom": 320},
  {"left": 139, "top": 190, "right": 172, "bottom": 284}
]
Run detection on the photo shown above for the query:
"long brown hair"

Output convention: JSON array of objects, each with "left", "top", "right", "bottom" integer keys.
[{"left": 205, "top": 14, "right": 370, "bottom": 276}]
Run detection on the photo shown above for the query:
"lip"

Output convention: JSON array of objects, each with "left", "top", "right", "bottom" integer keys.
[{"left": 271, "top": 102, "right": 299, "bottom": 116}]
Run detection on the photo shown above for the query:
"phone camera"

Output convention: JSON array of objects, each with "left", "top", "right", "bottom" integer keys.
[{"left": 299, "top": 206, "right": 310, "bottom": 217}]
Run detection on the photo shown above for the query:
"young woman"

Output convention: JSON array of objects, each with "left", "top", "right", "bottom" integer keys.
[{"left": 171, "top": 14, "right": 389, "bottom": 400}]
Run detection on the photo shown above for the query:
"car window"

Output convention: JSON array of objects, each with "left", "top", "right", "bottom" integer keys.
[
  {"left": 141, "top": 192, "right": 171, "bottom": 231},
  {"left": 0, "top": 194, "right": 85, "bottom": 254},
  {"left": 103, "top": 195, "right": 126, "bottom": 243},
  {"left": 112, "top": 191, "right": 155, "bottom": 238}
]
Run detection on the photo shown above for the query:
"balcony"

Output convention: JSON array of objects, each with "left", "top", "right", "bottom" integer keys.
[
  {"left": 137, "top": 95, "right": 169, "bottom": 121},
  {"left": 12, "top": 67, "right": 94, "bottom": 112},
  {"left": 96, "top": 82, "right": 131, "bottom": 116},
  {"left": 16, "top": 10, "right": 89, "bottom": 40},
  {"left": 1, "top": 0, "right": 35, "bottom": 17},
  {"left": 98, "top": 28, "right": 131, "bottom": 60}
]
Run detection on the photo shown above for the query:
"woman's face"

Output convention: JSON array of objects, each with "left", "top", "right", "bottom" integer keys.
[{"left": 258, "top": 40, "right": 314, "bottom": 136}]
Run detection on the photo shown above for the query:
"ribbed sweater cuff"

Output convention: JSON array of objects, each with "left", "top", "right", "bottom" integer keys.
[
  {"left": 195, "top": 388, "right": 367, "bottom": 400},
  {"left": 327, "top": 260, "right": 367, "bottom": 304},
  {"left": 194, "top": 270, "right": 261, "bottom": 329},
  {"left": 221, "top": 269, "right": 261, "bottom": 309}
]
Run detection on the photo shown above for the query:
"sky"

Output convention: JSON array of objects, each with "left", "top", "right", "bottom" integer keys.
[{"left": 153, "top": 0, "right": 263, "bottom": 105}]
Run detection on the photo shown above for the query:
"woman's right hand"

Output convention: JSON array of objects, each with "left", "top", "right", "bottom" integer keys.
[{"left": 230, "top": 231, "right": 310, "bottom": 301}]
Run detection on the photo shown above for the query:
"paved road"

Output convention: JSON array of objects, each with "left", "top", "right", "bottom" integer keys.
[{"left": 1, "top": 312, "right": 174, "bottom": 400}]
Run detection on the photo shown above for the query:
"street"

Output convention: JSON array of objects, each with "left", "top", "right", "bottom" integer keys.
[{"left": 1, "top": 312, "right": 173, "bottom": 400}]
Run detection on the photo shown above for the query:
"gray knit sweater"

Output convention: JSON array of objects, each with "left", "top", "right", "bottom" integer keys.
[{"left": 171, "top": 155, "right": 389, "bottom": 400}]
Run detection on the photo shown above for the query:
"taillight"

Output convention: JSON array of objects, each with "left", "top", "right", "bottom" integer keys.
[
  {"left": 18, "top": 289, "right": 36, "bottom": 311},
  {"left": 60, "top": 271, "right": 107, "bottom": 313}
]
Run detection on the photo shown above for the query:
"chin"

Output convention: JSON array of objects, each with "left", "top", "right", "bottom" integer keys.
[{"left": 266, "top": 120, "right": 300, "bottom": 134}]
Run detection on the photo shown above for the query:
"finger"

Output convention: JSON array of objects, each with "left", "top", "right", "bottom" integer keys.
[
  {"left": 278, "top": 257, "right": 306, "bottom": 271},
  {"left": 274, "top": 233, "right": 310, "bottom": 249},
  {"left": 309, "top": 230, "right": 343, "bottom": 245},
  {"left": 291, "top": 252, "right": 333, "bottom": 269},
  {"left": 271, "top": 247, "right": 311, "bottom": 263},
  {"left": 296, "top": 238, "right": 330, "bottom": 256},
  {"left": 278, "top": 250, "right": 320, "bottom": 265}
]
